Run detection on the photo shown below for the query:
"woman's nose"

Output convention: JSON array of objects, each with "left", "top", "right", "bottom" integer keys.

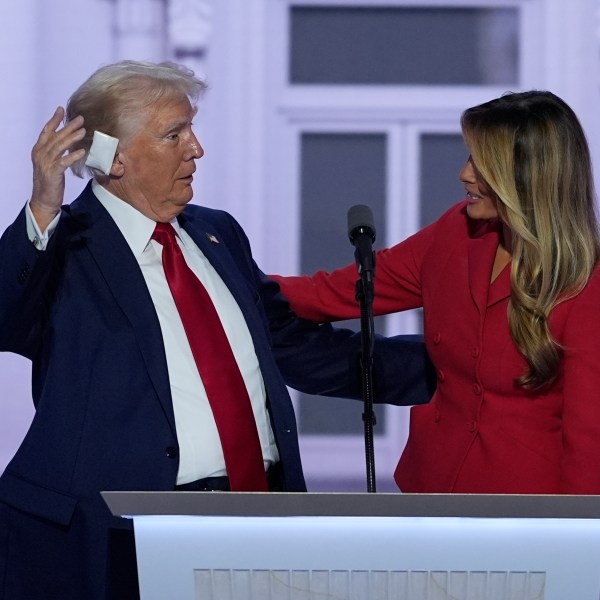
[{"left": 459, "top": 158, "right": 476, "bottom": 184}]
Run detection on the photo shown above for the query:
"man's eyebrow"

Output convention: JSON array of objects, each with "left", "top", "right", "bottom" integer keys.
[
  {"left": 166, "top": 120, "right": 187, "bottom": 131},
  {"left": 163, "top": 108, "right": 198, "bottom": 132},
  {"left": 161, "top": 118, "right": 191, "bottom": 134},
  {"left": 153, "top": 105, "right": 196, "bottom": 138}
]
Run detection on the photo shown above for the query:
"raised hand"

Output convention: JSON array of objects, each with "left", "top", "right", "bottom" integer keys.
[{"left": 30, "top": 107, "right": 86, "bottom": 231}]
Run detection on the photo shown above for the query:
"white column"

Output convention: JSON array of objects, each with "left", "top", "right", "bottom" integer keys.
[
  {"left": 166, "top": 0, "right": 213, "bottom": 78},
  {"left": 112, "top": 0, "right": 167, "bottom": 60},
  {"left": 541, "top": 0, "right": 600, "bottom": 193}
]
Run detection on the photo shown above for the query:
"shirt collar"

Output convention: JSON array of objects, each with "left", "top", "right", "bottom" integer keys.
[{"left": 92, "top": 180, "right": 182, "bottom": 258}]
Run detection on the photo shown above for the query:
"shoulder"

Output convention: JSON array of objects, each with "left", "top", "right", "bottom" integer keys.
[
  {"left": 399, "top": 200, "right": 471, "bottom": 252},
  {"left": 181, "top": 204, "right": 247, "bottom": 238},
  {"left": 554, "top": 261, "right": 600, "bottom": 335},
  {"left": 437, "top": 200, "right": 469, "bottom": 222},
  {"left": 181, "top": 204, "right": 254, "bottom": 259},
  {"left": 182, "top": 203, "right": 237, "bottom": 227},
  {"left": 66, "top": 179, "right": 96, "bottom": 211},
  {"left": 576, "top": 261, "right": 600, "bottom": 301},
  {"left": 420, "top": 200, "right": 472, "bottom": 237},
  {"left": 435, "top": 200, "right": 497, "bottom": 239}
]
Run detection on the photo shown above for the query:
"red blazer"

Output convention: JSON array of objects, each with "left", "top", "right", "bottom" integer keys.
[{"left": 273, "top": 201, "right": 600, "bottom": 494}]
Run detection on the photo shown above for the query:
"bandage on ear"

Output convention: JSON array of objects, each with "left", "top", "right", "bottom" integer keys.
[{"left": 85, "top": 130, "right": 119, "bottom": 176}]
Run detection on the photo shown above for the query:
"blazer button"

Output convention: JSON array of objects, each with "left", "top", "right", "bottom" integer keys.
[
  {"left": 437, "top": 369, "right": 445, "bottom": 382},
  {"left": 434, "top": 409, "right": 440, "bottom": 422},
  {"left": 471, "top": 346, "right": 480, "bottom": 358},
  {"left": 473, "top": 383, "right": 482, "bottom": 395},
  {"left": 467, "top": 420, "right": 478, "bottom": 432},
  {"left": 433, "top": 333, "right": 441, "bottom": 345},
  {"left": 165, "top": 446, "right": 178, "bottom": 459}
]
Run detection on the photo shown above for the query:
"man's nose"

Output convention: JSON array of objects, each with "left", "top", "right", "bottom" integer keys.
[{"left": 189, "top": 134, "right": 204, "bottom": 159}]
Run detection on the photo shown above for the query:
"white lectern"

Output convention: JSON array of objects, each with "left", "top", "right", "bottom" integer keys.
[{"left": 102, "top": 492, "right": 600, "bottom": 600}]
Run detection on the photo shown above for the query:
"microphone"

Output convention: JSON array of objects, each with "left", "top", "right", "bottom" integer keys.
[
  {"left": 347, "top": 204, "right": 376, "bottom": 279},
  {"left": 347, "top": 205, "right": 378, "bottom": 492}
]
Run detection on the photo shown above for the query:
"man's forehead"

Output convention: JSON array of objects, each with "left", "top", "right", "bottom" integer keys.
[{"left": 145, "top": 97, "right": 197, "bottom": 128}]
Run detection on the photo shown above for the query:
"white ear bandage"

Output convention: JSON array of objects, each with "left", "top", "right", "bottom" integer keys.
[{"left": 85, "top": 130, "right": 119, "bottom": 176}]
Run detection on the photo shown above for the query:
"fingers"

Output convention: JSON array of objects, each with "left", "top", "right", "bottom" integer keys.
[
  {"left": 34, "top": 108, "right": 86, "bottom": 167},
  {"left": 30, "top": 107, "right": 87, "bottom": 222},
  {"left": 40, "top": 106, "right": 66, "bottom": 136},
  {"left": 61, "top": 147, "right": 87, "bottom": 170}
]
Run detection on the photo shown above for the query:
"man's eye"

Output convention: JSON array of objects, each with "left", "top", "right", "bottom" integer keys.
[{"left": 167, "top": 133, "right": 179, "bottom": 141}]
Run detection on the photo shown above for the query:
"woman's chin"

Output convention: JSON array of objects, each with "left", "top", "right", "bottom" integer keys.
[{"left": 466, "top": 202, "right": 498, "bottom": 221}]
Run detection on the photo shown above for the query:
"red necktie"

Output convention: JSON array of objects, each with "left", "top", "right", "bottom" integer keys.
[{"left": 152, "top": 222, "right": 268, "bottom": 491}]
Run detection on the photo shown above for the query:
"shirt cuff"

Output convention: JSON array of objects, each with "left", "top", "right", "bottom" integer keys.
[{"left": 25, "top": 201, "right": 60, "bottom": 250}]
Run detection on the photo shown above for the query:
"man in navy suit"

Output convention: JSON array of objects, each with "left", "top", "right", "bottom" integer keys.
[{"left": 0, "top": 60, "right": 431, "bottom": 599}]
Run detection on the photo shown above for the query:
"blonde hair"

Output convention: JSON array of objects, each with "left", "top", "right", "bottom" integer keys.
[
  {"left": 461, "top": 91, "right": 599, "bottom": 389},
  {"left": 65, "top": 60, "right": 207, "bottom": 178}
]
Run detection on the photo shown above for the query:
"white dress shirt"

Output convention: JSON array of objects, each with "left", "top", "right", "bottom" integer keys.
[{"left": 27, "top": 182, "right": 279, "bottom": 484}]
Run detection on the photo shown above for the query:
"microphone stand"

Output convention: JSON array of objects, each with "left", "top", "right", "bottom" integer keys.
[{"left": 354, "top": 241, "right": 377, "bottom": 493}]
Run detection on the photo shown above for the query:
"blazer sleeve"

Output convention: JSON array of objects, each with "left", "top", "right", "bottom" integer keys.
[{"left": 270, "top": 214, "right": 443, "bottom": 322}]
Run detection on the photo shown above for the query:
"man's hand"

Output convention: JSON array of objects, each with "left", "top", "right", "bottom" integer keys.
[{"left": 30, "top": 107, "right": 86, "bottom": 231}]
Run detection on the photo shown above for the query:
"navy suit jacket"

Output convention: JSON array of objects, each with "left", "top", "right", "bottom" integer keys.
[{"left": 0, "top": 182, "right": 432, "bottom": 598}]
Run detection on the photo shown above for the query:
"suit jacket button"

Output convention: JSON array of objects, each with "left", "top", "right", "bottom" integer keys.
[
  {"left": 433, "top": 333, "right": 441, "bottom": 345},
  {"left": 467, "top": 420, "right": 478, "bottom": 432},
  {"left": 437, "top": 369, "right": 445, "bottom": 382},
  {"left": 166, "top": 446, "right": 178, "bottom": 459},
  {"left": 17, "top": 266, "right": 30, "bottom": 283}
]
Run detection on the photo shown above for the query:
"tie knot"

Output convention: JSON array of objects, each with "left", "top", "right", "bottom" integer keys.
[{"left": 152, "top": 222, "right": 177, "bottom": 246}]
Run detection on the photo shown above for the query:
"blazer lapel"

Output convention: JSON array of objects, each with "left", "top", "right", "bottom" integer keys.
[
  {"left": 487, "top": 263, "right": 512, "bottom": 307},
  {"left": 67, "top": 186, "right": 177, "bottom": 433},
  {"left": 467, "top": 219, "right": 501, "bottom": 313}
]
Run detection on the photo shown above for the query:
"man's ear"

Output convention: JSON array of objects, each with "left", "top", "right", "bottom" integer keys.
[{"left": 110, "top": 152, "right": 125, "bottom": 177}]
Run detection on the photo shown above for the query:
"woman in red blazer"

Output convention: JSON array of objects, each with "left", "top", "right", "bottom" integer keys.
[{"left": 272, "top": 91, "right": 600, "bottom": 494}]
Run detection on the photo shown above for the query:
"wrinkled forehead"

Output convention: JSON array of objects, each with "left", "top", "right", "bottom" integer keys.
[{"left": 116, "top": 90, "right": 196, "bottom": 142}]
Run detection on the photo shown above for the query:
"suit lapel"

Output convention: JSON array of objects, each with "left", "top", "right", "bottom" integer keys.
[
  {"left": 67, "top": 185, "right": 177, "bottom": 433},
  {"left": 177, "top": 212, "right": 272, "bottom": 359},
  {"left": 179, "top": 214, "right": 256, "bottom": 314}
]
